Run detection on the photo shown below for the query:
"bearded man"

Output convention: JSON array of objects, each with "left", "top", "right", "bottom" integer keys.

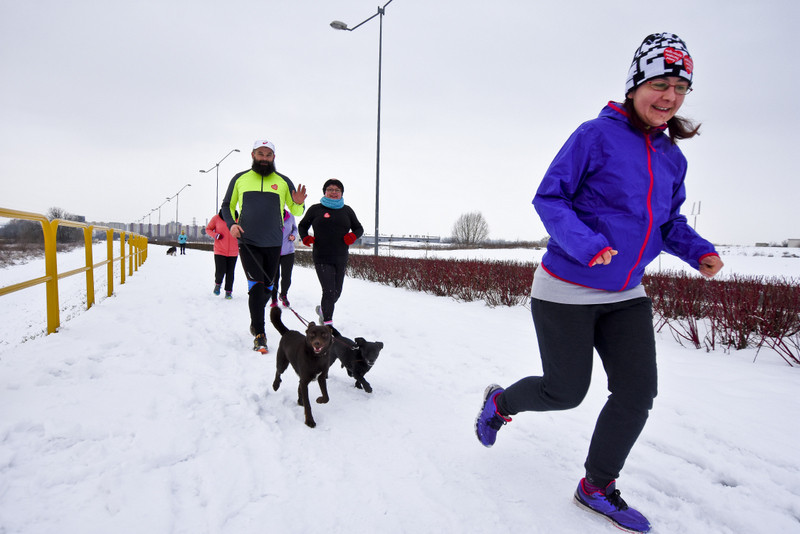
[{"left": 221, "top": 139, "right": 307, "bottom": 353}]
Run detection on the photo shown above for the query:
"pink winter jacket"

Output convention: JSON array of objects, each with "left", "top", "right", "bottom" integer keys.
[{"left": 205, "top": 214, "right": 239, "bottom": 257}]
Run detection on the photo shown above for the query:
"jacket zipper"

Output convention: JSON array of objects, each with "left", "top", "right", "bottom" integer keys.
[{"left": 619, "top": 134, "right": 655, "bottom": 291}]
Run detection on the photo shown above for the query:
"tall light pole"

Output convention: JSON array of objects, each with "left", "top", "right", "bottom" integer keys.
[
  {"left": 200, "top": 148, "right": 240, "bottom": 212},
  {"left": 156, "top": 198, "right": 169, "bottom": 226},
  {"left": 331, "top": 0, "right": 393, "bottom": 256},
  {"left": 166, "top": 183, "right": 191, "bottom": 235}
]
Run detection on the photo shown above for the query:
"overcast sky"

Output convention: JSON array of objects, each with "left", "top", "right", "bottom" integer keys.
[{"left": 2, "top": 0, "right": 797, "bottom": 245}]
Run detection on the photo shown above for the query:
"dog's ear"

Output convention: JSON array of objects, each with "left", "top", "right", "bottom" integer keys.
[
  {"left": 377, "top": 342, "right": 384, "bottom": 349},
  {"left": 355, "top": 337, "right": 366, "bottom": 345}
]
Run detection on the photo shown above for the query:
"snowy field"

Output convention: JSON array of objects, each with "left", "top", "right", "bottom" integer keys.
[{"left": 1, "top": 244, "right": 799, "bottom": 533}]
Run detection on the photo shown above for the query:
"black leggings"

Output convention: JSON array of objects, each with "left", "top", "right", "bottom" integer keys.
[
  {"left": 314, "top": 261, "right": 347, "bottom": 323},
  {"left": 496, "top": 297, "right": 657, "bottom": 485},
  {"left": 238, "top": 243, "right": 281, "bottom": 335},
  {"left": 271, "top": 253, "right": 295, "bottom": 301},
  {"left": 213, "top": 255, "right": 238, "bottom": 292}
]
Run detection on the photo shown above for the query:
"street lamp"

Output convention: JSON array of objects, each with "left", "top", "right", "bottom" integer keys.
[
  {"left": 200, "top": 148, "right": 240, "bottom": 212},
  {"left": 331, "top": 0, "right": 394, "bottom": 255},
  {"left": 166, "top": 183, "right": 191, "bottom": 235},
  {"left": 156, "top": 199, "right": 169, "bottom": 226}
]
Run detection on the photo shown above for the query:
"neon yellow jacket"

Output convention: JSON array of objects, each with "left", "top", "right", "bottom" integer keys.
[{"left": 221, "top": 170, "right": 304, "bottom": 247}]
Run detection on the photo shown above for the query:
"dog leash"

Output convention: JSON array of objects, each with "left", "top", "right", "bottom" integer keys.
[
  {"left": 241, "top": 242, "right": 277, "bottom": 287},
  {"left": 239, "top": 242, "right": 358, "bottom": 351},
  {"left": 288, "top": 306, "right": 310, "bottom": 327}
]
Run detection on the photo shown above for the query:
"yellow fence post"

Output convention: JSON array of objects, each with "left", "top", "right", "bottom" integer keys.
[
  {"left": 120, "top": 231, "right": 127, "bottom": 285},
  {"left": 84, "top": 226, "right": 96, "bottom": 309},
  {"left": 106, "top": 229, "right": 114, "bottom": 297},
  {"left": 43, "top": 219, "right": 59, "bottom": 334},
  {"left": 129, "top": 236, "right": 135, "bottom": 275}
]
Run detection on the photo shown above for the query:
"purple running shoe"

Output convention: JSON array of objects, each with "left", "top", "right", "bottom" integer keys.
[
  {"left": 475, "top": 384, "right": 512, "bottom": 447},
  {"left": 574, "top": 478, "right": 651, "bottom": 533}
]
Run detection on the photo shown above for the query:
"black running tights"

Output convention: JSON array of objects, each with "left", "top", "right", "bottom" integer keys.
[
  {"left": 496, "top": 297, "right": 658, "bottom": 485},
  {"left": 213, "top": 255, "right": 238, "bottom": 292}
]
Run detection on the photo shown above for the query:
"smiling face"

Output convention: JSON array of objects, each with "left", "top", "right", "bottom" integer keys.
[
  {"left": 324, "top": 185, "right": 342, "bottom": 200},
  {"left": 629, "top": 76, "right": 687, "bottom": 128},
  {"left": 252, "top": 147, "right": 275, "bottom": 164}
]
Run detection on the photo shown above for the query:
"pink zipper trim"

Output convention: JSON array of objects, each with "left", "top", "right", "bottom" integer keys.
[{"left": 619, "top": 134, "right": 655, "bottom": 290}]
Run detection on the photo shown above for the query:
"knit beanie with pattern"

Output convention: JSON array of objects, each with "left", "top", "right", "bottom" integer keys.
[{"left": 626, "top": 33, "right": 693, "bottom": 94}]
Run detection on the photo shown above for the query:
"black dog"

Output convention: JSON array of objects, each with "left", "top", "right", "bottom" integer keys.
[
  {"left": 270, "top": 307, "right": 334, "bottom": 428},
  {"left": 328, "top": 329, "right": 384, "bottom": 393},
  {"left": 166, "top": 246, "right": 177, "bottom": 256}
]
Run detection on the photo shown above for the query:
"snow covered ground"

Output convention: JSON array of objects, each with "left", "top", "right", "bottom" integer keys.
[{"left": 1, "top": 245, "right": 799, "bottom": 533}]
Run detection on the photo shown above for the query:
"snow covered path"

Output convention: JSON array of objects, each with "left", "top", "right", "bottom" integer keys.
[{"left": 1, "top": 246, "right": 799, "bottom": 533}]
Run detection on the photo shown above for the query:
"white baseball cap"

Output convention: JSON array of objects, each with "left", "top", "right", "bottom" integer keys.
[{"left": 252, "top": 139, "right": 276, "bottom": 153}]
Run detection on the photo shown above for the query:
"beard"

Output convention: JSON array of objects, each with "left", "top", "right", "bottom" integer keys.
[{"left": 251, "top": 159, "right": 276, "bottom": 176}]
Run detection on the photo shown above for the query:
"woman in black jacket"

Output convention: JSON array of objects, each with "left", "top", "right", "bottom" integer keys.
[{"left": 298, "top": 179, "right": 364, "bottom": 326}]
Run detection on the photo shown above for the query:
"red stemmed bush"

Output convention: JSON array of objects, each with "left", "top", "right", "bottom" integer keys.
[{"left": 295, "top": 250, "right": 800, "bottom": 366}]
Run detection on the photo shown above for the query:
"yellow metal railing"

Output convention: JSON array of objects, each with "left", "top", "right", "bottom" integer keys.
[{"left": 0, "top": 207, "right": 148, "bottom": 334}]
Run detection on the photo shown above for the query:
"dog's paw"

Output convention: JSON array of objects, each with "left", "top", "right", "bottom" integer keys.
[
  {"left": 305, "top": 419, "right": 316, "bottom": 428},
  {"left": 272, "top": 379, "right": 281, "bottom": 391},
  {"left": 316, "top": 395, "right": 329, "bottom": 404}
]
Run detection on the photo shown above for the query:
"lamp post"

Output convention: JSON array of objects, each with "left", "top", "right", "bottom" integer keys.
[
  {"left": 200, "top": 148, "right": 240, "bottom": 212},
  {"left": 331, "top": 0, "right": 394, "bottom": 256},
  {"left": 166, "top": 183, "right": 191, "bottom": 236},
  {"left": 148, "top": 208, "right": 156, "bottom": 237}
]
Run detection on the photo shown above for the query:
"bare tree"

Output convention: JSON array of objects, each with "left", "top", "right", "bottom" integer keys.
[
  {"left": 47, "top": 206, "right": 82, "bottom": 244},
  {"left": 451, "top": 211, "right": 489, "bottom": 246}
]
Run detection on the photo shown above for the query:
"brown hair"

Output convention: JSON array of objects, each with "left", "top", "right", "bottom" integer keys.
[{"left": 623, "top": 97, "right": 701, "bottom": 144}]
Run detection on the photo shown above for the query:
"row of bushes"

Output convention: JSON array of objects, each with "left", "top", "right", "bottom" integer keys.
[
  {"left": 295, "top": 251, "right": 800, "bottom": 366},
  {"left": 645, "top": 272, "right": 800, "bottom": 365}
]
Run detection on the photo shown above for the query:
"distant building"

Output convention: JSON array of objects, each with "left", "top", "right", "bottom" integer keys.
[{"left": 788, "top": 239, "right": 800, "bottom": 248}]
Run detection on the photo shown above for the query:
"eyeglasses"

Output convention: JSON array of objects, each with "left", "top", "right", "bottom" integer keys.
[
  {"left": 325, "top": 188, "right": 342, "bottom": 193},
  {"left": 645, "top": 80, "right": 692, "bottom": 95}
]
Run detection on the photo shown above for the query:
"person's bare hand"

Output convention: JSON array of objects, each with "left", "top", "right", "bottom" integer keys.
[
  {"left": 292, "top": 184, "right": 307, "bottom": 205},
  {"left": 590, "top": 249, "right": 618, "bottom": 267},
  {"left": 699, "top": 255, "right": 724, "bottom": 278},
  {"left": 230, "top": 224, "right": 243, "bottom": 239}
]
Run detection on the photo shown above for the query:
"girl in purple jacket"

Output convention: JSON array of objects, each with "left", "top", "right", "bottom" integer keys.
[
  {"left": 475, "top": 33, "right": 723, "bottom": 533},
  {"left": 270, "top": 209, "right": 299, "bottom": 308}
]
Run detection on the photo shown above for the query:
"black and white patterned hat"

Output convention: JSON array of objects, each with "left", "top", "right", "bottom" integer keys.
[{"left": 625, "top": 33, "right": 694, "bottom": 94}]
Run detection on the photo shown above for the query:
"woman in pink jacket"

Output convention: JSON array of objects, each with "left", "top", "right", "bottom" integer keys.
[{"left": 205, "top": 209, "right": 240, "bottom": 299}]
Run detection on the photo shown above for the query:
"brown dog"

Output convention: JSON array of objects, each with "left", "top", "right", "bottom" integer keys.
[{"left": 270, "top": 307, "right": 334, "bottom": 428}]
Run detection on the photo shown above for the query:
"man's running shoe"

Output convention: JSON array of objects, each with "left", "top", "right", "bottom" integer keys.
[
  {"left": 253, "top": 333, "right": 268, "bottom": 354},
  {"left": 213, "top": 284, "right": 221, "bottom": 296}
]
